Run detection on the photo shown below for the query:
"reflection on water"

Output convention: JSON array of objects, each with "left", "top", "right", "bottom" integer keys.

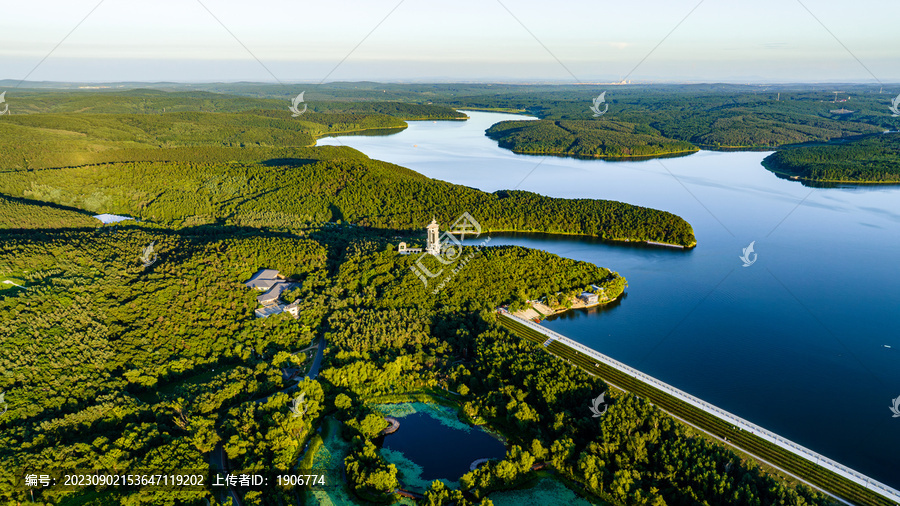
[{"left": 376, "top": 403, "right": 506, "bottom": 489}]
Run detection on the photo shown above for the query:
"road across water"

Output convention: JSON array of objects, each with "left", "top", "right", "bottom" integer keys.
[{"left": 500, "top": 311, "right": 900, "bottom": 504}]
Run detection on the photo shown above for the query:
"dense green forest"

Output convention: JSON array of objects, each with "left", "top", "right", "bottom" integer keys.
[
  {"left": 486, "top": 119, "right": 698, "bottom": 158},
  {"left": 0, "top": 195, "right": 99, "bottom": 229},
  {"left": 476, "top": 86, "right": 892, "bottom": 157},
  {"left": 0, "top": 153, "right": 695, "bottom": 246},
  {"left": 0, "top": 109, "right": 403, "bottom": 170},
  {"left": 0, "top": 223, "right": 836, "bottom": 505},
  {"left": 1, "top": 88, "right": 466, "bottom": 120},
  {"left": 7, "top": 83, "right": 895, "bottom": 149},
  {"left": 763, "top": 132, "right": 900, "bottom": 183},
  {"left": 0, "top": 93, "right": 696, "bottom": 246},
  {"left": 107, "top": 81, "right": 894, "bottom": 150},
  {"left": 6, "top": 83, "right": 898, "bottom": 178},
  {"left": 0, "top": 88, "right": 875, "bottom": 505}
]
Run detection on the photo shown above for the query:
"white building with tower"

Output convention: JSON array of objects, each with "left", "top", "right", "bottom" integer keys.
[
  {"left": 397, "top": 218, "right": 445, "bottom": 256},
  {"left": 426, "top": 218, "right": 441, "bottom": 256}
]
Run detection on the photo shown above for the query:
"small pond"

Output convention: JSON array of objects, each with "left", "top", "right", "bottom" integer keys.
[{"left": 375, "top": 402, "right": 507, "bottom": 490}]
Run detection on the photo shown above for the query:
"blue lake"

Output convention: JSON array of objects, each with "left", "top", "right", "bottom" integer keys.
[{"left": 320, "top": 111, "right": 900, "bottom": 488}]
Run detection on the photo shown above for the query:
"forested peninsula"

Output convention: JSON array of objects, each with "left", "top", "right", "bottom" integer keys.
[{"left": 763, "top": 132, "right": 900, "bottom": 183}]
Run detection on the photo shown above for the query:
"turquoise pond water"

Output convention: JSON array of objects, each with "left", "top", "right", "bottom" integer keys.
[{"left": 375, "top": 403, "right": 506, "bottom": 489}]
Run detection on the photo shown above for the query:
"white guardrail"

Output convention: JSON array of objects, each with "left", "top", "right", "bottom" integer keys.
[{"left": 500, "top": 312, "right": 900, "bottom": 504}]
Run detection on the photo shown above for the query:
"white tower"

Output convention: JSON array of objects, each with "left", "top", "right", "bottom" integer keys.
[{"left": 426, "top": 218, "right": 441, "bottom": 256}]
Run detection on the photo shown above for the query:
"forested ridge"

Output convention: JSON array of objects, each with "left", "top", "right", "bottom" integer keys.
[
  {"left": 0, "top": 91, "right": 697, "bottom": 246},
  {"left": 0, "top": 153, "right": 696, "bottom": 246},
  {"left": 478, "top": 89, "right": 891, "bottom": 159},
  {"left": 0, "top": 110, "right": 400, "bottom": 170},
  {"left": 764, "top": 133, "right": 900, "bottom": 183},
  {"left": 3, "top": 88, "right": 466, "bottom": 119}
]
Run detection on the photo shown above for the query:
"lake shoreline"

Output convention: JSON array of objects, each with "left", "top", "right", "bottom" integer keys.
[
  {"left": 511, "top": 291, "right": 624, "bottom": 322},
  {"left": 481, "top": 228, "right": 696, "bottom": 249}
]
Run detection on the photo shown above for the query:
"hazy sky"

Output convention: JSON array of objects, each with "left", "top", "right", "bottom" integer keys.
[{"left": 1, "top": 0, "right": 897, "bottom": 83}]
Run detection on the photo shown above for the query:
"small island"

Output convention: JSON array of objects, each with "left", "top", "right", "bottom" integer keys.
[{"left": 486, "top": 119, "right": 699, "bottom": 159}]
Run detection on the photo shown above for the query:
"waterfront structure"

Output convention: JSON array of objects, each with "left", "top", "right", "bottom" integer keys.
[
  {"left": 498, "top": 311, "right": 900, "bottom": 504},
  {"left": 579, "top": 291, "right": 600, "bottom": 305}
]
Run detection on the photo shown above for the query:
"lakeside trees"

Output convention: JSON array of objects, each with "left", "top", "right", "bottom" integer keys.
[
  {"left": 764, "top": 132, "right": 900, "bottom": 183},
  {"left": 0, "top": 89, "right": 698, "bottom": 247},
  {"left": 0, "top": 219, "right": 840, "bottom": 505},
  {"left": 0, "top": 155, "right": 697, "bottom": 246}
]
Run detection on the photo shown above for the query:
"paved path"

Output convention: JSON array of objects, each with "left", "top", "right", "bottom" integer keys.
[
  {"left": 211, "top": 444, "right": 242, "bottom": 506},
  {"left": 254, "top": 337, "right": 325, "bottom": 405},
  {"left": 469, "top": 458, "right": 492, "bottom": 471},
  {"left": 500, "top": 311, "right": 900, "bottom": 504},
  {"left": 306, "top": 336, "right": 325, "bottom": 379}
]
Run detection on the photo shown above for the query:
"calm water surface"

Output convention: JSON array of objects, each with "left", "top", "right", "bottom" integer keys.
[
  {"left": 380, "top": 410, "right": 506, "bottom": 482},
  {"left": 320, "top": 111, "right": 900, "bottom": 487}
]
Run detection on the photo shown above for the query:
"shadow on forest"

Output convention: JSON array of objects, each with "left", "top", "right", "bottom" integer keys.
[
  {"left": 0, "top": 193, "right": 101, "bottom": 218},
  {"left": 259, "top": 157, "right": 320, "bottom": 167}
]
